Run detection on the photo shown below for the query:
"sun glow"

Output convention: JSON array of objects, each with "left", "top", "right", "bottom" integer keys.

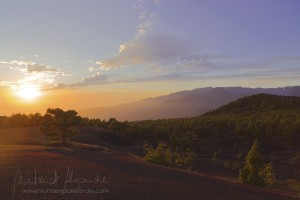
[{"left": 13, "top": 84, "right": 42, "bottom": 101}]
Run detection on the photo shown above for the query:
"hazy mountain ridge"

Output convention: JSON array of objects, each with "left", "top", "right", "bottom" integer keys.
[{"left": 79, "top": 86, "right": 300, "bottom": 121}]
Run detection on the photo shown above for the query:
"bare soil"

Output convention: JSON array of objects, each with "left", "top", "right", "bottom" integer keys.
[{"left": 0, "top": 127, "right": 298, "bottom": 200}]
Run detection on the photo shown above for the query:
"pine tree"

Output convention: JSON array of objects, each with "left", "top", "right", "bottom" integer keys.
[{"left": 239, "top": 139, "right": 265, "bottom": 186}]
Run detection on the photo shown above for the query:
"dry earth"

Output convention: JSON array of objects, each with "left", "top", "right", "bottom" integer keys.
[{"left": 0, "top": 127, "right": 299, "bottom": 200}]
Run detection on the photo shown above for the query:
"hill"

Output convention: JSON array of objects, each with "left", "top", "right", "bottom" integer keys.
[
  {"left": 122, "top": 94, "right": 300, "bottom": 153},
  {"left": 207, "top": 94, "right": 300, "bottom": 114},
  {"left": 79, "top": 86, "right": 300, "bottom": 121}
]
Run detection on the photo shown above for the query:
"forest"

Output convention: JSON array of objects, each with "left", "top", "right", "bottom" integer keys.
[
  {"left": 1, "top": 94, "right": 299, "bottom": 152},
  {"left": 123, "top": 94, "right": 300, "bottom": 152}
]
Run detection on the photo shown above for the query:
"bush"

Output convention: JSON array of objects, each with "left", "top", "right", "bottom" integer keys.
[
  {"left": 224, "top": 161, "right": 243, "bottom": 171},
  {"left": 262, "top": 162, "right": 275, "bottom": 186},
  {"left": 184, "top": 149, "right": 196, "bottom": 168},
  {"left": 212, "top": 152, "right": 220, "bottom": 167},
  {"left": 143, "top": 140, "right": 149, "bottom": 155},
  {"left": 224, "top": 161, "right": 232, "bottom": 170},
  {"left": 239, "top": 139, "right": 275, "bottom": 187},
  {"left": 232, "top": 161, "right": 243, "bottom": 171},
  {"left": 288, "top": 179, "right": 300, "bottom": 191},
  {"left": 144, "top": 142, "right": 195, "bottom": 169}
]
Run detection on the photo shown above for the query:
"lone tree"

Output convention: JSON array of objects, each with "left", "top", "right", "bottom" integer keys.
[
  {"left": 239, "top": 139, "right": 275, "bottom": 187},
  {"left": 40, "top": 108, "right": 80, "bottom": 144}
]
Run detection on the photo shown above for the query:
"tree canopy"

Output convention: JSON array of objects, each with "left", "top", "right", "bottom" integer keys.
[{"left": 40, "top": 108, "right": 80, "bottom": 144}]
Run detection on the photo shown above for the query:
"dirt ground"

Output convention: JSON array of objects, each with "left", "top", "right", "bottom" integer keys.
[{"left": 0, "top": 127, "right": 299, "bottom": 200}]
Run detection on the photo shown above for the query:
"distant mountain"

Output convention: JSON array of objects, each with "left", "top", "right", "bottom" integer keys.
[{"left": 79, "top": 86, "right": 300, "bottom": 121}]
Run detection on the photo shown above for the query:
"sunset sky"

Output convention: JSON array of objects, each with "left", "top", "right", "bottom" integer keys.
[{"left": 0, "top": 0, "right": 300, "bottom": 115}]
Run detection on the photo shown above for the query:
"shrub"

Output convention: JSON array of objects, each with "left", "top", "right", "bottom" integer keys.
[
  {"left": 288, "top": 179, "right": 300, "bottom": 191},
  {"left": 144, "top": 142, "right": 196, "bottom": 169},
  {"left": 239, "top": 139, "right": 275, "bottom": 187},
  {"left": 232, "top": 161, "right": 243, "bottom": 172},
  {"left": 262, "top": 162, "right": 275, "bottom": 186},
  {"left": 143, "top": 140, "right": 149, "bottom": 155},
  {"left": 224, "top": 161, "right": 243, "bottom": 171},
  {"left": 224, "top": 161, "right": 232, "bottom": 170},
  {"left": 212, "top": 152, "right": 220, "bottom": 167}
]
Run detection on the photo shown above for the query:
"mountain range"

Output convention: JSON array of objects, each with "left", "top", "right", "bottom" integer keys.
[{"left": 79, "top": 86, "right": 300, "bottom": 121}]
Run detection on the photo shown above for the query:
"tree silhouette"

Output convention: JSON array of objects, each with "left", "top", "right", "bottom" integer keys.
[{"left": 40, "top": 108, "right": 79, "bottom": 144}]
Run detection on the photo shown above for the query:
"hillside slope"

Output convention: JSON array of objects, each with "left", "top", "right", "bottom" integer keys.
[
  {"left": 79, "top": 86, "right": 300, "bottom": 121},
  {"left": 207, "top": 94, "right": 300, "bottom": 114},
  {"left": 0, "top": 127, "right": 298, "bottom": 199}
]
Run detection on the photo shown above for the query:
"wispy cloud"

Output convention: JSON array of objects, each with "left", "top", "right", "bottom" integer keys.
[
  {"left": 0, "top": 60, "right": 68, "bottom": 90},
  {"left": 132, "top": 0, "right": 157, "bottom": 38},
  {"left": 271, "top": 56, "right": 300, "bottom": 63},
  {"left": 46, "top": 0, "right": 300, "bottom": 90},
  {"left": 49, "top": 72, "right": 109, "bottom": 90},
  {"left": 71, "top": 72, "right": 109, "bottom": 87},
  {"left": 96, "top": 34, "right": 225, "bottom": 73},
  {"left": 52, "top": 0, "right": 228, "bottom": 88},
  {"left": 85, "top": 0, "right": 226, "bottom": 84}
]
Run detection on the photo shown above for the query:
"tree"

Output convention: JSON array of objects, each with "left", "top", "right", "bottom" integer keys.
[
  {"left": 28, "top": 113, "right": 42, "bottom": 126},
  {"left": 262, "top": 162, "right": 275, "bottom": 186},
  {"left": 211, "top": 152, "right": 220, "bottom": 167},
  {"left": 239, "top": 139, "right": 276, "bottom": 187},
  {"left": 184, "top": 148, "right": 196, "bottom": 169},
  {"left": 40, "top": 108, "right": 80, "bottom": 144}
]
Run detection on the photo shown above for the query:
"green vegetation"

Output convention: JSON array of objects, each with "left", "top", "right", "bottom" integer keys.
[
  {"left": 211, "top": 152, "right": 220, "bottom": 167},
  {"left": 144, "top": 141, "right": 195, "bottom": 169},
  {"left": 0, "top": 113, "right": 42, "bottom": 128},
  {"left": 123, "top": 95, "right": 300, "bottom": 154},
  {"left": 1, "top": 94, "right": 299, "bottom": 150},
  {"left": 239, "top": 140, "right": 275, "bottom": 187},
  {"left": 40, "top": 108, "right": 80, "bottom": 144},
  {"left": 288, "top": 179, "right": 300, "bottom": 192},
  {"left": 1, "top": 94, "right": 299, "bottom": 183},
  {"left": 262, "top": 162, "right": 275, "bottom": 186},
  {"left": 224, "top": 161, "right": 243, "bottom": 171}
]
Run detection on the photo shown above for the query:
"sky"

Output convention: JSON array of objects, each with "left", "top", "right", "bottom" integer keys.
[{"left": 0, "top": 0, "right": 300, "bottom": 115}]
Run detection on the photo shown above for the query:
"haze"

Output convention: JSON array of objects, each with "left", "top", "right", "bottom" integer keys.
[{"left": 0, "top": 0, "right": 300, "bottom": 115}]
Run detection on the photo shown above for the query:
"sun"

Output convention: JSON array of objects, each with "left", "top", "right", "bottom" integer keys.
[{"left": 14, "top": 84, "right": 42, "bottom": 101}]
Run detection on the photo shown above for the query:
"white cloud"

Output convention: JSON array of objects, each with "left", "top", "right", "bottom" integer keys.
[
  {"left": 49, "top": 72, "right": 109, "bottom": 90},
  {"left": 88, "top": 66, "right": 97, "bottom": 72},
  {"left": 0, "top": 59, "right": 68, "bottom": 90},
  {"left": 132, "top": 0, "right": 157, "bottom": 38},
  {"left": 95, "top": 34, "right": 215, "bottom": 72}
]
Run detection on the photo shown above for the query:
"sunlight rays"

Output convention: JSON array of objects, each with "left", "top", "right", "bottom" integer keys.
[{"left": 12, "top": 84, "right": 42, "bottom": 102}]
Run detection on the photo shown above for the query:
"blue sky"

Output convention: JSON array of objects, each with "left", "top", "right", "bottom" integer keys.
[{"left": 0, "top": 0, "right": 300, "bottom": 99}]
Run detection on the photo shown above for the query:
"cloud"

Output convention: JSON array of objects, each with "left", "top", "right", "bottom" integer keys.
[
  {"left": 71, "top": 72, "right": 109, "bottom": 87},
  {"left": 96, "top": 34, "right": 220, "bottom": 73},
  {"left": 47, "top": 0, "right": 298, "bottom": 89},
  {"left": 0, "top": 60, "right": 61, "bottom": 74},
  {"left": 132, "top": 0, "right": 158, "bottom": 38},
  {"left": 48, "top": 83, "right": 69, "bottom": 90},
  {"left": 271, "top": 56, "right": 300, "bottom": 63},
  {"left": 27, "top": 64, "right": 58, "bottom": 73},
  {"left": 49, "top": 72, "right": 109, "bottom": 90},
  {"left": 0, "top": 59, "right": 68, "bottom": 90}
]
